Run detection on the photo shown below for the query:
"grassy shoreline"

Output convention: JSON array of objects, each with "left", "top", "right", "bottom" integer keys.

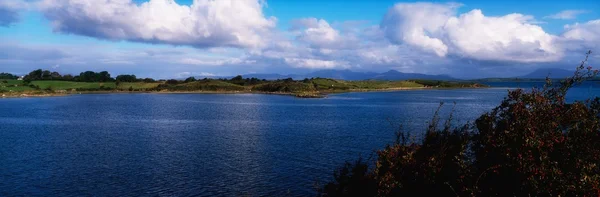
[
  {"left": 1, "top": 78, "right": 487, "bottom": 99},
  {"left": 0, "top": 86, "right": 487, "bottom": 99}
]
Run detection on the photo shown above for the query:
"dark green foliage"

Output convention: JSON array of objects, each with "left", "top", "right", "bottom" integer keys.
[
  {"left": 115, "top": 74, "right": 137, "bottom": 82},
  {"left": 77, "top": 71, "right": 113, "bottom": 82},
  {"left": 156, "top": 79, "right": 245, "bottom": 91},
  {"left": 165, "top": 79, "right": 180, "bottom": 85},
  {"left": 142, "top": 78, "right": 156, "bottom": 83},
  {"left": 252, "top": 79, "right": 316, "bottom": 92},
  {"left": 75, "top": 86, "right": 115, "bottom": 91},
  {"left": 24, "top": 69, "right": 44, "bottom": 81},
  {"left": 320, "top": 52, "right": 600, "bottom": 196},
  {"left": 0, "top": 73, "right": 18, "bottom": 79},
  {"left": 28, "top": 84, "right": 40, "bottom": 90},
  {"left": 227, "top": 75, "right": 264, "bottom": 86},
  {"left": 62, "top": 74, "right": 74, "bottom": 81},
  {"left": 412, "top": 79, "right": 482, "bottom": 88},
  {"left": 184, "top": 77, "right": 196, "bottom": 83}
]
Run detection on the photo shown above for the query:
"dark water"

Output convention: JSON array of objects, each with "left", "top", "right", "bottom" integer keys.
[{"left": 1, "top": 82, "right": 600, "bottom": 196}]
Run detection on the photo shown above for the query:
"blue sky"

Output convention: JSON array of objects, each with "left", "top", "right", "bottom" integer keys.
[{"left": 0, "top": 0, "right": 599, "bottom": 79}]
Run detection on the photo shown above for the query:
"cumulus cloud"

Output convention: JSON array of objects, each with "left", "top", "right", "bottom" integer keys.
[
  {"left": 444, "top": 10, "right": 560, "bottom": 62},
  {"left": 562, "top": 20, "right": 600, "bottom": 42},
  {"left": 381, "top": 3, "right": 458, "bottom": 57},
  {"left": 545, "top": 10, "right": 588, "bottom": 20},
  {"left": 381, "top": 2, "right": 561, "bottom": 62},
  {"left": 40, "top": 0, "right": 276, "bottom": 48},
  {"left": 559, "top": 19, "right": 600, "bottom": 52},
  {"left": 291, "top": 18, "right": 359, "bottom": 49}
]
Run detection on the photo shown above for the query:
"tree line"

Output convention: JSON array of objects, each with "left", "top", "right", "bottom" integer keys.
[
  {"left": 13, "top": 69, "right": 150, "bottom": 83},
  {"left": 7, "top": 69, "right": 273, "bottom": 85}
]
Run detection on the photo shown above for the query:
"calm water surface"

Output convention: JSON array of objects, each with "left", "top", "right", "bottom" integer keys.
[{"left": 1, "top": 82, "right": 600, "bottom": 196}]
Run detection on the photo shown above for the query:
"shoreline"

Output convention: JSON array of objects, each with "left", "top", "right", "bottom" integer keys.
[{"left": 1, "top": 86, "right": 487, "bottom": 99}]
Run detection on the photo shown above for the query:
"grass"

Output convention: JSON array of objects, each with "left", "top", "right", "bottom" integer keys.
[
  {"left": 117, "top": 82, "right": 162, "bottom": 90},
  {"left": 167, "top": 80, "right": 247, "bottom": 91},
  {"left": 1, "top": 78, "right": 485, "bottom": 98},
  {"left": 347, "top": 80, "right": 424, "bottom": 89},
  {"left": 31, "top": 81, "right": 116, "bottom": 90},
  {"left": 0, "top": 80, "right": 34, "bottom": 91}
]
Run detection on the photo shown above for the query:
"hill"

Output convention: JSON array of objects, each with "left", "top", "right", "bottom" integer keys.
[
  {"left": 206, "top": 69, "right": 457, "bottom": 81},
  {"left": 521, "top": 68, "right": 575, "bottom": 79}
]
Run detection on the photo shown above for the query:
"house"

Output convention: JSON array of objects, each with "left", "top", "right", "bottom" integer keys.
[{"left": 17, "top": 76, "right": 24, "bottom": 81}]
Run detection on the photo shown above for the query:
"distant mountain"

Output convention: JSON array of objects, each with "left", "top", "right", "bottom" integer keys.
[
  {"left": 521, "top": 68, "right": 575, "bottom": 79},
  {"left": 241, "top": 73, "right": 299, "bottom": 80},
  {"left": 372, "top": 70, "right": 457, "bottom": 81},
  {"left": 204, "top": 69, "right": 458, "bottom": 81},
  {"left": 305, "top": 69, "right": 380, "bottom": 80}
]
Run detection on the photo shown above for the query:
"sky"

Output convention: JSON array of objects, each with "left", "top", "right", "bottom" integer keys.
[{"left": 0, "top": 0, "right": 599, "bottom": 79}]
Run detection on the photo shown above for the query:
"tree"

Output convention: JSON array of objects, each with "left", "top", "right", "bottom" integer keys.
[
  {"left": 41, "top": 70, "right": 52, "bottom": 80},
  {"left": 24, "top": 69, "right": 43, "bottom": 81},
  {"left": 184, "top": 77, "right": 197, "bottom": 83},
  {"left": 62, "top": 74, "right": 74, "bottom": 81},
  {"left": 142, "top": 78, "right": 155, "bottom": 83},
  {"left": 116, "top": 75, "right": 137, "bottom": 82},
  {"left": 0, "top": 73, "right": 17, "bottom": 79},
  {"left": 98, "top": 71, "right": 112, "bottom": 82},
  {"left": 231, "top": 75, "right": 243, "bottom": 81},
  {"left": 79, "top": 71, "right": 99, "bottom": 82},
  {"left": 165, "top": 79, "right": 179, "bottom": 85},
  {"left": 50, "top": 72, "right": 62, "bottom": 80}
]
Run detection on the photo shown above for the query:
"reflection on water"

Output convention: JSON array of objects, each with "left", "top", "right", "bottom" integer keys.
[{"left": 1, "top": 82, "right": 600, "bottom": 196}]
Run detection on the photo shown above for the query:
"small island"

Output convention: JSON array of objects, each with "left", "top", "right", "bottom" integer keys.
[{"left": 0, "top": 69, "right": 486, "bottom": 98}]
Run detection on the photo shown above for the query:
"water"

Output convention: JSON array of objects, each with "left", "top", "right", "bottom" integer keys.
[{"left": 1, "top": 82, "right": 600, "bottom": 196}]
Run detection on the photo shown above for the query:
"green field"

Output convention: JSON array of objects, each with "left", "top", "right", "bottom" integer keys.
[
  {"left": 1, "top": 78, "right": 484, "bottom": 98},
  {"left": 0, "top": 80, "right": 34, "bottom": 91},
  {"left": 31, "top": 81, "right": 116, "bottom": 90},
  {"left": 117, "top": 82, "right": 162, "bottom": 90},
  {"left": 347, "top": 80, "right": 424, "bottom": 89},
  {"left": 166, "top": 80, "right": 246, "bottom": 91},
  {"left": 1, "top": 80, "right": 166, "bottom": 92}
]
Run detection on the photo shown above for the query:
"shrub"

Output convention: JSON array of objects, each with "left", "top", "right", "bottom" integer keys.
[{"left": 319, "top": 51, "right": 600, "bottom": 196}]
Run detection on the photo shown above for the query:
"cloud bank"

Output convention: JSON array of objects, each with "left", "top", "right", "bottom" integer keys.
[
  {"left": 2, "top": 1, "right": 599, "bottom": 78},
  {"left": 381, "top": 3, "right": 560, "bottom": 62},
  {"left": 40, "top": 0, "right": 277, "bottom": 48}
]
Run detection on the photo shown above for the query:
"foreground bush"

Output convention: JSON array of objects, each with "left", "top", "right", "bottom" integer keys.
[{"left": 320, "top": 52, "right": 600, "bottom": 196}]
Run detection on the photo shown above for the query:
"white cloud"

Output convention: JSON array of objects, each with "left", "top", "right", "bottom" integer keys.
[
  {"left": 545, "top": 10, "right": 588, "bottom": 20},
  {"left": 562, "top": 20, "right": 600, "bottom": 42},
  {"left": 283, "top": 58, "right": 346, "bottom": 69},
  {"left": 381, "top": 2, "right": 561, "bottom": 62},
  {"left": 381, "top": 2, "right": 457, "bottom": 57},
  {"left": 39, "top": 0, "right": 276, "bottom": 49},
  {"left": 560, "top": 19, "right": 600, "bottom": 52},
  {"left": 199, "top": 72, "right": 216, "bottom": 77},
  {"left": 178, "top": 57, "right": 255, "bottom": 66},
  {"left": 292, "top": 18, "right": 359, "bottom": 49},
  {"left": 444, "top": 10, "right": 560, "bottom": 62}
]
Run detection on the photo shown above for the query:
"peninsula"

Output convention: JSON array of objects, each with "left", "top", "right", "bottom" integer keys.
[{"left": 0, "top": 69, "right": 486, "bottom": 98}]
